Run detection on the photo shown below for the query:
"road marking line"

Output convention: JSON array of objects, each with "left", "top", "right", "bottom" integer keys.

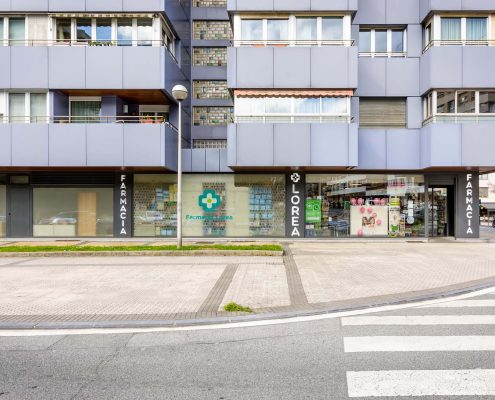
[
  {"left": 342, "top": 315, "right": 495, "bottom": 326},
  {"left": 344, "top": 335, "right": 495, "bottom": 352},
  {"left": 419, "top": 299, "right": 495, "bottom": 308},
  {"left": 347, "top": 370, "right": 495, "bottom": 397}
]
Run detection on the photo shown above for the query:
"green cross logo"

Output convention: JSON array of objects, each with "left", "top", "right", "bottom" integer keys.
[{"left": 198, "top": 189, "right": 221, "bottom": 212}]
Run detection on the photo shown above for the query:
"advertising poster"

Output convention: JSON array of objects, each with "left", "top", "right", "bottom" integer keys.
[
  {"left": 350, "top": 205, "right": 388, "bottom": 236},
  {"left": 305, "top": 199, "right": 322, "bottom": 223}
]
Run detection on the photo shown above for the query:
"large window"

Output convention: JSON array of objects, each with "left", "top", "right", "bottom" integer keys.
[
  {"left": 8, "top": 17, "right": 25, "bottom": 46},
  {"left": 424, "top": 15, "right": 489, "bottom": 49},
  {"left": 306, "top": 174, "right": 425, "bottom": 238},
  {"left": 424, "top": 90, "right": 495, "bottom": 123},
  {"left": 234, "top": 15, "right": 350, "bottom": 46},
  {"left": 235, "top": 95, "right": 350, "bottom": 123},
  {"left": 359, "top": 98, "right": 407, "bottom": 128},
  {"left": 70, "top": 98, "right": 102, "bottom": 123},
  {"left": 33, "top": 188, "right": 113, "bottom": 237},
  {"left": 359, "top": 28, "right": 406, "bottom": 56},
  {"left": 1, "top": 92, "right": 48, "bottom": 123}
]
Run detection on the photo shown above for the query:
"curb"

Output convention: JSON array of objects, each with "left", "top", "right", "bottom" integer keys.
[
  {"left": 0, "top": 250, "right": 284, "bottom": 257},
  {"left": 1, "top": 277, "right": 495, "bottom": 330}
]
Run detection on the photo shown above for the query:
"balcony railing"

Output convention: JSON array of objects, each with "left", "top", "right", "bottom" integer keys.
[
  {"left": 423, "top": 40, "right": 494, "bottom": 53},
  {"left": 2, "top": 115, "right": 177, "bottom": 127},
  {"left": 423, "top": 114, "right": 495, "bottom": 125},
  {"left": 231, "top": 39, "right": 354, "bottom": 47},
  {"left": 359, "top": 51, "right": 407, "bottom": 58},
  {"left": 234, "top": 115, "right": 353, "bottom": 123}
]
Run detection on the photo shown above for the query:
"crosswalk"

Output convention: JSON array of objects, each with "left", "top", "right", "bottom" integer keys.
[{"left": 343, "top": 290, "right": 495, "bottom": 398}]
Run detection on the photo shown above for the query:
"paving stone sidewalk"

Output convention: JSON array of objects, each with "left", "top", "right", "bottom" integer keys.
[{"left": 1, "top": 242, "right": 495, "bottom": 327}]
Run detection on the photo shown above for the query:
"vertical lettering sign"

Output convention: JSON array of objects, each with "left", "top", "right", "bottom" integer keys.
[
  {"left": 285, "top": 172, "right": 305, "bottom": 238},
  {"left": 465, "top": 173, "right": 474, "bottom": 235},
  {"left": 456, "top": 172, "right": 479, "bottom": 238},
  {"left": 114, "top": 173, "right": 133, "bottom": 238}
]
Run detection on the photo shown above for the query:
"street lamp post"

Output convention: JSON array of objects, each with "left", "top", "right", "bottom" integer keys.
[{"left": 172, "top": 85, "right": 188, "bottom": 249}]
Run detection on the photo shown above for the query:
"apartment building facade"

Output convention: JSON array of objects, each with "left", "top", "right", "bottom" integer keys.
[{"left": 0, "top": 0, "right": 493, "bottom": 240}]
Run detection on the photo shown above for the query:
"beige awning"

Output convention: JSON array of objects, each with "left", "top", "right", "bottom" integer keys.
[{"left": 234, "top": 89, "right": 354, "bottom": 98}]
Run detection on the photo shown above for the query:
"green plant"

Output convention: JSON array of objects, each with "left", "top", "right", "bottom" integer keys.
[{"left": 223, "top": 302, "right": 253, "bottom": 313}]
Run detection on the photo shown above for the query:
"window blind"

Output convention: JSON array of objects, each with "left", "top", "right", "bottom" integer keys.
[{"left": 359, "top": 98, "right": 406, "bottom": 128}]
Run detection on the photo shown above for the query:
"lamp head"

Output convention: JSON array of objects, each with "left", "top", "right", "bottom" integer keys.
[{"left": 172, "top": 85, "right": 188, "bottom": 102}]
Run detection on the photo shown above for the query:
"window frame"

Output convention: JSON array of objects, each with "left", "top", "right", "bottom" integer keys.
[
  {"left": 1, "top": 92, "right": 49, "bottom": 123},
  {"left": 0, "top": 16, "right": 28, "bottom": 46},
  {"left": 358, "top": 27, "right": 407, "bottom": 57}
]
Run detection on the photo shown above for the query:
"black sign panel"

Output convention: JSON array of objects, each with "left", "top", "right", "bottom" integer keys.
[
  {"left": 285, "top": 172, "right": 305, "bottom": 238},
  {"left": 456, "top": 172, "right": 480, "bottom": 238},
  {"left": 114, "top": 173, "right": 133, "bottom": 238}
]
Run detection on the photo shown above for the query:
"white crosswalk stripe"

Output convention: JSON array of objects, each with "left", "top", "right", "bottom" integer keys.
[{"left": 343, "top": 294, "right": 495, "bottom": 398}]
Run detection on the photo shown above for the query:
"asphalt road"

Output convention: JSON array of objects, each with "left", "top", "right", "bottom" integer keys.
[{"left": 2, "top": 290, "right": 495, "bottom": 399}]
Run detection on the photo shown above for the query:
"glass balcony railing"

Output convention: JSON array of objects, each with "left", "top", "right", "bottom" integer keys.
[
  {"left": 231, "top": 39, "right": 354, "bottom": 47},
  {"left": 423, "top": 114, "right": 495, "bottom": 125},
  {"left": 423, "top": 40, "right": 494, "bottom": 52},
  {"left": 2, "top": 115, "right": 177, "bottom": 127},
  {"left": 234, "top": 115, "right": 353, "bottom": 123}
]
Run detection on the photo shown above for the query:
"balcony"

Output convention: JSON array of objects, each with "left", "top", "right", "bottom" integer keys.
[
  {"left": 228, "top": 45, "right": 358, "bottom": 89},
  {"left": 0, "top": 119, "right": 178, "bottom": 170},
  {"left": 227, "top": 0, "right": 357, "bottom": 12},
  {"left": 420, "top": 44, "right": 495, "bottom": 94},
  {"left": 420, "top": 0, "right": 495, "bottom": 22},
  {"left": 227, "top": 123, "right": 358, "bottom": 168},
  {"left": 0, "top": 0, "right": 167, "bottom": 12},
  {"left": 0, "top": 41, "right": 185, "bottom": 95}
]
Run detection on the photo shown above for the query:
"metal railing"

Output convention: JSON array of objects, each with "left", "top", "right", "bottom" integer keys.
[
  {"left": 423, "top": 114, "right": 495, "bottom": 125},
  {"left": 423, "top": 39, "right": 494, "bottom": 52},
  {"left": 231, "top": 39, "right": 354, "bottom": 47},
  {"left": 2, "top": 39, "right": 179, "bottom": 63},
  {"left": 235, "top": 115, "right": 353, "bottom": 123},
  {"left": 359, "top": 51, "right": 407, "bottom": 58},
  {"left": 2, "top": 115, "right": 176, "bottom": 126}
]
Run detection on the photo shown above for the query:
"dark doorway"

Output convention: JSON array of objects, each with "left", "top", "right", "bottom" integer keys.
[
  {"left": 429, "top": 186, "right": 455, "bottom": 237},
  {"left": 7, "top": 186, "right": 32, "bottom": 237}
]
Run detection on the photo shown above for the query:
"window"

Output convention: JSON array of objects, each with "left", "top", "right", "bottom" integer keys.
[
  {"left": 30, "top": 94, "right": 47, "bottom": 123},
  {"left": 480, "top": 92, "right": 495, "bottom": 113},
  {"left": 70, "top": 98, "right": 102, "bottom": 123},
  {"left": 267, "top": 19, "right": 288, "bottom": 41},
  {"left": 96, "top": 18, "right": 112, "bottom": 42},
  {"left": 441, "top": 17, "right": 461, "bottom": 41},
  {"left": 457, "top": 91, "right": 476, "bottom": 113},
  {"left": 359, "top": 98, "right": 407, "bottom": 128},
  {"left": 8, "top": 93, "right": 25, "bottom": 123},
  {"left": 424, "top": 23, "right": 431, "bottom": 47},
  {"left": 3, "top": 93, "right": 47, "bottom": 123},
  {"left": 76, "top": 18, "right": 92, "bottom": 41},
  {"left": 296, "top": 17, "right": 317, "bottom": 41},
  {"left": 137, "top": 18, "right": 153, "bottom": 46},
  {"left": 480, "top": 187, "right": 489, "bottom": 198},
  {"left": 428, "top": 16, "right": 490, "bottom": 46},
  {"left": 359, "top": 28, "right": 406, "bottom": 56},
  {"left": 322, "top": 17, "right": 343, "bottom": 41},
  {"left": 9, "top": 17, "right": 25, "bottom": 46},
  {"left": 241, "top": 19, "right": 263, "bottom": 41},
  {"left": 235, "top": 96, "right": 350, "bottom": 123},
  {"left": 117, "top": 18, "right": 133, "bottom": 46},
  {"left": 436, "top": 91, "right": 455, "bottom": 113},
  {"left": 56, "top": 18, "right": 71, "bottom": 41},
  {"left": 467, "top": 17, "right": 487, "bottom": 41}
]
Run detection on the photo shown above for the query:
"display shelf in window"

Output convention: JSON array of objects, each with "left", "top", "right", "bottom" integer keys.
[{"left": 249, "top": 186, "right": 274, "bottom": 235}]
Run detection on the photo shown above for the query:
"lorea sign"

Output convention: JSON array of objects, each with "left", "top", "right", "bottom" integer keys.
[{"left": 286, "top": 172, "right": 305, "bottom": 238}]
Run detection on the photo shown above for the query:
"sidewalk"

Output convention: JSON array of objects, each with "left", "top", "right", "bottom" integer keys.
[{"left": 1, "top": 241, "right": 495, "bottom": 328}]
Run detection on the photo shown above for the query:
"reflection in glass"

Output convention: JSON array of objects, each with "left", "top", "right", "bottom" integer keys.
[
  {"left": 9, "top": 18, "right": 25, "bottom": 46},
  {"left": 392, "top": 30, "right": 404, "bottom": 52},
  {"left": 441, "top": 17, "right": 461, "bottom": 40},
  {"left": 33, "top": 188, "right": 113, "bottom": 237},
  {"left": 70, "top": 101, "right": 101, "bottom": 123},
  {"left": 56, "top": 19, "right": 71, "bottom": 41},
  {"left": 457, "top": 91, "right": 476, "bottom": 113},
  {"left": 322, "top": 17, "right": 343, "bottom": 41},
  {"left": 265, "top": 97, "right": 291, "bottom": 113},
  {"left": 235, "top": 98, "right": 264, "bottom": 116},
  {"left": 118, "top": 18, "right": 133, "bottom": 46},
  {"left": 294, "top": 98, "right": 319, "bottom": 114},
  {"left": 30, "top": 94, "right": 47, "bottom": 123},
  {"left": 375, "top": 30, "right": 387, "bottom": 52},
  {"left": 359, "top": 30, "right": 371, "bottom": 52},
  {"left": 267, "top": 19, "right": 288, "bottom": 41},
  {"left": 9, "top": 93, "right": 25, "bottom": 123},
  {"left": 479, "top": 92, "right": 495, "bottom": 113},
  {"left": 96, "top": 18, "right": 112, "bottom": 42},
  {"left": 436, "top": 91, "right": 455, "bottom": 113},
  {"left": 137, "top": 18, "right": 153, "bottom": 46},
  {"left": 0, "top": 19, "right": 3, "bottom": 42},
  {"left": 322, "top": 98, "right": 347, "bottom": 114},
  {"left": 467, "top": 17, "right": 487, "bottom": 41},
  {"left": 0, "top": 185, "right": 5, "bottom": 237},
  {"left": 296, "top": 17, "right": 317, "bottom": 41},
  {"left": 241, "top": 19, "right": 263, "bottom": 41},
  {"left": 76, "top": 18, "right": 92, "bottom": 41}
]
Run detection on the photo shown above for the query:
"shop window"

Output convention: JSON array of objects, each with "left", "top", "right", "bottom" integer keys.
[
  {"left": 133, "top": 175, "right": 178, "bottom": 237},
  {"left": 305, "top": 174, "right": 425, "bottom": 238},
  {"left": 359, "top": 98, "right": 406, "bottom": 128},
  {"left": 0, "top": 184, "right": 5, "bottom": 238},
  {"left": 33, "top": 188, "right": 113, "bottom": 237}
]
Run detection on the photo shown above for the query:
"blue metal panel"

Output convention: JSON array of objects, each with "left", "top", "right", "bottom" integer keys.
[
  {"left": 86, "top": 47, "right": 123, "bottom": 89},
  {"left": 124, "top": 124, "right": 163, "bottom": 167},
  {"left": 49, "top": 0, "right": 85, "bottom": 11},
  {"left": 349, "top": 123, "right": 359, "bottom": 166},
  {"left": 86, "top": 124, "right": 124, "bottom": 166},
  {"left": 219, "top": 149, "right": 232, "bottom": 172},
  {"left": 386, "top": 58, "right": 419, "bottom": 96},
  {"left": 407, "top": 25, "right": 423, "bottom": 58},
  {"left": 275, "top": 47, "right": 311, "bottom": 88},
  {"left": 192, "top": 126, "right": 228, "bottom": 140},
  {"left": 236, "top": 124, "right": 274, "bottom": 166},
  {"left": 386, "top": 0, "right": 420, "bottom": 24},
  {"left": 123, "top": 47, "right": 163, "bottom": 89},
  {"left": 311, "top": 47, "right": 357, "bottom": 88},
  {"left": 191, "top": 148, "right": 206, "bottom": 171},
  {"left": 273, "top": 0, "right": 310, "bottom": 10},
  {"left": 11, "top": 47, "right": 48, "bottom": 89},
  {"left": 227, "top": 124, "right": 237, "bottom": 166},
  {"left": 0, "top": 48, "right": 10, "bottom": 89},
  {"left": 386, "top": 129, "right": 421, "bottom": 169},
  {"left": 86, "top": 0, "right": 122, "bottom": 11},
  {"left": 182, "top": 149, "right": 192, "bottom": 172},
  {"left": 192, "top": 66, "right": 227, "bottom": 80},
  {"left": 164, "top": 124, "right": 178, "bottom": 171},
  {"left": 11, "top": 125, "right": 49, "bottom": 166},
  {"left": 420, "top": 46, "right": 462, "bottom": 94},
  {"left": 205, "top": 149, "right": 221, "bottom": 171},
  {"left": 310, "top": 124, "right": 350, "bottom": 167},
  {"left": 312, "top": 0, "right": 356, "bottom": 11},
  {"left": 192, "top": 7, "right": 229, "bottom": 19},
  {"left": 407, "top": 97, "right": 423, "bottom": 129},
  {"left": 358, "top": 129, "right": 387, "bottom": 169},
  {"left": 357, "top": 57, "right": 386, "bottom": 96},
  {"left": 273, "top": 124, "right": 310, "bottom": 166},
  {"left": 122, "top": 0, "right": 165, "bottom": 12},
  {"left": 355, "top": 0, "right": 386, "bottom": 25},
  {"left": 230, "top": 0, "right": 273, "bottom": 11},
  {"left": 0, "top": 125, "right": 11, "bottom": 167},
  {"left": 49, "top": 124, "right": 86, "bottom": 166},
  {"left": 422, "top": 123, "right": 462, "bottom": 167},
  {"left": 461, "top": 124, "right": 495, "bottom": 167},
  {"left": 12, "top": 0, "right": 48, "bottom": 11},
  {"left": 236, "top": 47, "right": 274, "bottom": 88},
  {"left": 49, "top": 47, "right": 86, "bottom": 89},
  {"left": 463, "top": 47, "right": 495, "bottom": 88},
  {"left": 0, "top": 0, "right": 10, "bottom": 11}
]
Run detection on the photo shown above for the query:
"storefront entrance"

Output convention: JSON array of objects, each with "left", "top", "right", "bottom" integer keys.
[
  {"left": 7, "top": 186, "right": 32, "bottom": 237},
  {"left": 429, "top": 186, "right": 455, "bottom": 237}
]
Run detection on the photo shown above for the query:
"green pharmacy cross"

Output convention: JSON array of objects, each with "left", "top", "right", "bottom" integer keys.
[{"left": 198, "top": 189, "right": 221, "bottom": 212}]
